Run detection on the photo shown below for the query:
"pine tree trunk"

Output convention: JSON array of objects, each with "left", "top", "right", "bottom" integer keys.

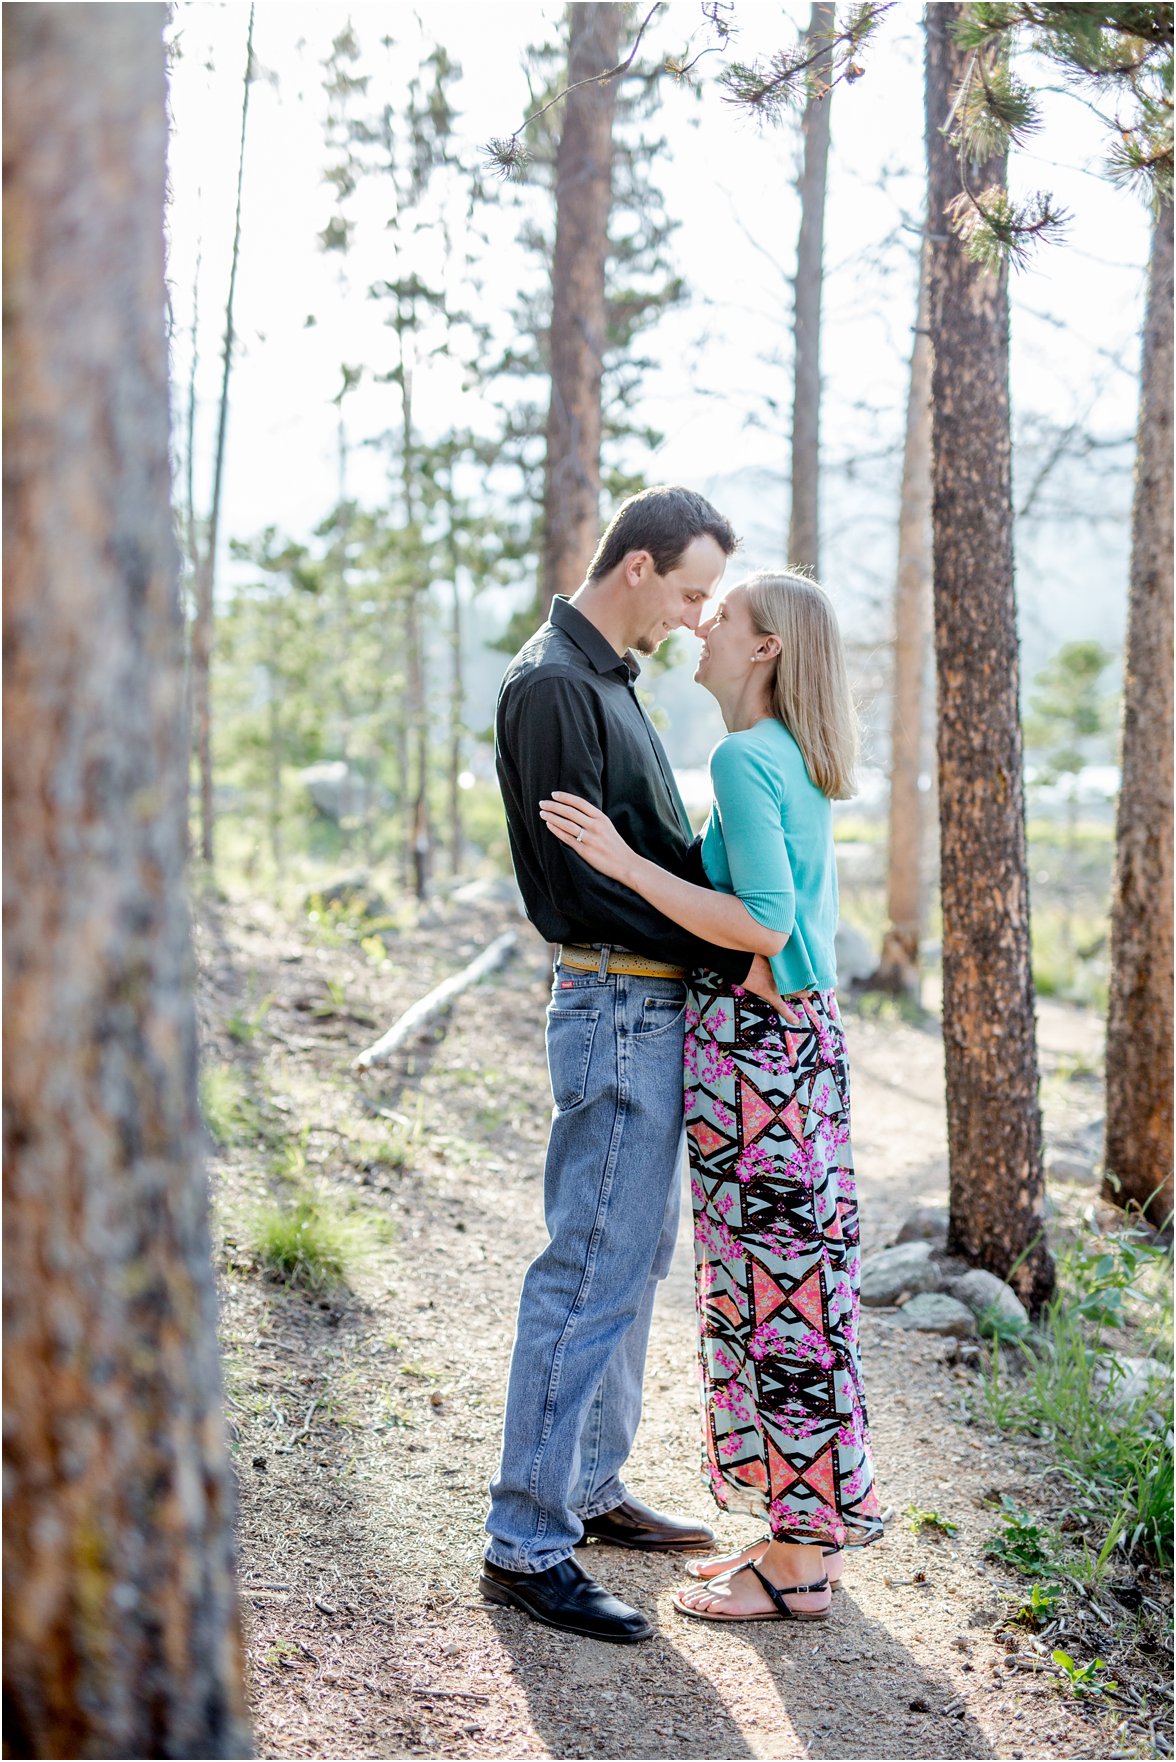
[
  {"left": 788, "top": 0, "right": 835, "bottom": 576},
  {"left": 447, "top": 510, "right": 464, "bottom": 879},
  {"left": 1103, "top": 202, "right": 1174, "bottom": 1223},
  {"left": 3, "top": 8, "right": 251, "bottom": 1755},
  {"left": 191, "top": 5, "right": 254, "bottom": 869},
  {"left": 267, "top": 599, "right": 283, "bottom": 874},
  {"left": 398, "top": 304, "right": 431, "bottom": 900},
  {"left": 924, "top": 5, "right": 1052, "bottom": 1310},
  {"left": 540, "top": 2, "right": 621, "bottom": 615},
  {"left": 873, "top": 253, "right": 932, "bottom": 997}
]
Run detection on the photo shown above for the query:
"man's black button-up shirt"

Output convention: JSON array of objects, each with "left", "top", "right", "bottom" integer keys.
[{"left": 495, "top": 596, "right": 753, "bottom": 984}]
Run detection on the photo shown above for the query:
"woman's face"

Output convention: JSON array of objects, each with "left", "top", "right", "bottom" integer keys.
[{"left": 694, "top": 583, "right": 759, "bottom": 696}]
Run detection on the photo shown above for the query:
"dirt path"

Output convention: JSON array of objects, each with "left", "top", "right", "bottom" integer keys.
[{"left": 199, "top": 888, "right": 1159, "bottom": 1761}]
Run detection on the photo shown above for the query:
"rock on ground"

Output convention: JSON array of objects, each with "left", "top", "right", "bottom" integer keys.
[
  {"left": 860, "top": 1240, "right": 940, "bottom": 1307},
  {"left": 895, "top": 1205, "right": 951, "bottom": 1245},
  {"left": 891, "top": 1292, "right": 977, "bottom": 1339},
  {"left": 944, "top": 1268, "right": 1030, "bottom": 1336}
]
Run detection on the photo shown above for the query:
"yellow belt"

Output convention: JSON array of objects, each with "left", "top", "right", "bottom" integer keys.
[{"left": 558, "top": 943, "right": 688, "bottom": 981}]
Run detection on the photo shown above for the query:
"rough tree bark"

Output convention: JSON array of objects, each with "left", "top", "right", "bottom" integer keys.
[
  {"left": 540, "top": 2, "right": 622, "bottom": 614},
  {"left": 924, "top": 4, "right": 1052, "bottom": 1309},
  {"left": 788, "top": 0, "right": 835, "bottom": 576},
  {"left": 3, "top": 7, "right": 251, "bottom": 1755},
  {"left": 872, "top": 251, "right": 933, "bottom": 997},
  {"left": 1103, "top": 201, "right": 1174, "bottom": 1224}
]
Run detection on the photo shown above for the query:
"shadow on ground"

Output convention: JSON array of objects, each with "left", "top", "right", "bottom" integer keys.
[{"left": 484, "top": 1544, "right": 998, "bottom": 1760}]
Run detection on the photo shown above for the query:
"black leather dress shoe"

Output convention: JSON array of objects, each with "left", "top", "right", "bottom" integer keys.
[
  {"left": 479, "top": 1556, "right": 652, "bottom": 1643},
  {"left": 579, "top": 1494, "right": 716, "bottom": 1553}
]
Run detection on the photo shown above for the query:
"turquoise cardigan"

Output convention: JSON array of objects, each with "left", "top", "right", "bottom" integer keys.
[{"left": 700, "top": 718, "right": 839, "bottom": 995}]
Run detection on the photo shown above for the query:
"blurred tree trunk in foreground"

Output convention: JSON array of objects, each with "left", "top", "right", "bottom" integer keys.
[
  {"left": 925, "top": 4, "right": 1052, "bottom": 1310},
  {"left": 3, "top": 7, "right": 250, "bottom": 1755},
  {"left": 541, "top": 2, "right": 621, "bottom": 613},
  {"left": 872, "top": 250, "right": 932, "bottom": 999},
  {"left": 1104, "top": 201, "right": 1174, "bottom": 1224},
  {"left": 789, "top": 0, "right": 835, "bottom": 576}
]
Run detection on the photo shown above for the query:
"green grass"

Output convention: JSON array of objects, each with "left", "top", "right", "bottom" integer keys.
[
  {"left": 1030, "top": 901, "right": 1110, "bottom": 1010},
  {"left": 200, "top": 1061, "right": 259, "bottom": 1147},
  {"left": 226, "top": 993, "right": 273, "bottom": 1045},
  {"left": 854, "top": 989, "right": 928, "bottom": 1027},
  {"left": 983, "top": 1221, "right": 1174, "bottom": 1567},
  {"left": 250, "top": 1196, "right": 354, "bottom": 1292}
]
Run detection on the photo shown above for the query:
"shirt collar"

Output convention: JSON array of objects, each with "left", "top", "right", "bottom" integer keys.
[{"left": 550, "top": 595, "right": 640, "bottom": 681}]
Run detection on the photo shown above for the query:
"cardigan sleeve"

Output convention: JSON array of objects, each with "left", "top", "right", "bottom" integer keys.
[{"left": 709, "top": 737, "right": 796, "bottom": 940}]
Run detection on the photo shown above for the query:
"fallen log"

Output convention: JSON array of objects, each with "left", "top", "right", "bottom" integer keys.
[{"left": 352, "top": 930, "right": 518, "bottom": 1070}]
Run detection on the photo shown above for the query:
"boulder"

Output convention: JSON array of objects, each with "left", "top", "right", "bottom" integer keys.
[
  {"left": 1046, "top": 1154, "right": 1095, "bottom": 1182},
  {"left": 945, "top": 1267, "right": 1031, "bottom": 1337},
  {"left": 859, "top": 1241, "right": 940, "bottom": 1307},
  {"left": 835, "top": 922, "right": 876, "bottom": 991},
  {"left": 297, "top": 760, "right": 366, "bottom": 823},
  {"left": 1093, "top": 1354, "right": 1170, "bottom": 1409},
  {"left": 895, "top": 1205, "right": 950, "bottom": 1245},
  {"left": 892, "top": 1293, "right": 977, "bottom": 1338}
]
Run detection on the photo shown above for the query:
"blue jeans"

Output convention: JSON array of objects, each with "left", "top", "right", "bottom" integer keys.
[{"left": 484, "top": 961, "right": 688, "bottom": 1573}]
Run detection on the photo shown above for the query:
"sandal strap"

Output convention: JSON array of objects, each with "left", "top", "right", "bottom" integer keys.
[{"left": 742, "top": 1561, "right": 829, "bottom": 1618}]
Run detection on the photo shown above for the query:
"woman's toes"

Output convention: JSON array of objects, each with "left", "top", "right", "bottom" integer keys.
[
  {"left": 690, "top": 1541, "right": 767, "bottom": 1580},
  {"left": 676, "top": 1581, "right": 719, "bottom": 1612}
]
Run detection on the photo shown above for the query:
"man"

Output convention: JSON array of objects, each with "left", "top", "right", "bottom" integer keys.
[{"left": 482, "top": 486, "right": 775, "bottom": 1643}]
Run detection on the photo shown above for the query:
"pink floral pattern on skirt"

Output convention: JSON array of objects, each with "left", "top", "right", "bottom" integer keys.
[{"left": 685, "top": 973, "right": 883, "bottom": 1549}]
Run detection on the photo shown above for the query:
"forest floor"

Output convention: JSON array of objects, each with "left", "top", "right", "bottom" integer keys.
[{"left": 197, "top": 881, "right": 1172, "bottom": 1762}]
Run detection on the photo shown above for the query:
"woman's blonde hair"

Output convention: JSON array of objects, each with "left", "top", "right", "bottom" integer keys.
[{"left": 742, "top": 571, "right": 859, "bottom": 800}]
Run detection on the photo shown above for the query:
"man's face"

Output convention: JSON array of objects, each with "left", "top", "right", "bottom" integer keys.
[{"left": 628, "top": 533, "right": 729, "bottom": 657}]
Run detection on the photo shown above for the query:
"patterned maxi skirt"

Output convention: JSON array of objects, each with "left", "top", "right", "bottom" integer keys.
[{"left": 684, "top": 974, "right": 884, "bottom": 1550}]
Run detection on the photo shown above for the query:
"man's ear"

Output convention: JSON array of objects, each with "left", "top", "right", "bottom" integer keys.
[{"left": 624, "top": 549, "right": 654, "bottom": 586}]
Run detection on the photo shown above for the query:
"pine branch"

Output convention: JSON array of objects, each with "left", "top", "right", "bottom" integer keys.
[
  {"left": 946, "top": 184, "right": 1069, "bottom": 272},
  {"left": 949, "top": 2, "right": 1173, "bottom": 225},
  {"left": 484, "top": 3, "right": 663, "bottom": 179},
  {"left": 665, "top": 0, "right": 736, "bottom": 81},
  {"left": 718, "top": 0, "right": 894, "bottom": 123}
]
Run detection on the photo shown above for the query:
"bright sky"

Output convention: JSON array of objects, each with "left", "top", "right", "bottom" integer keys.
[{"left": 165, "top": 1, "right": 1151, "bottom": 757}]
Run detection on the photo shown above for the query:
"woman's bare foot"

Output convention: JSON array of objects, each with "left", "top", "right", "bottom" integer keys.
[
  {"left": 687, "top": 1539, "right": 845, "bottom": 1588},
  {"left": 684, "top": 1536, "right": 770, "bottom": 1581},
  {"left": 674, "top": 1541, "right": 831, "bottom": 1620}
]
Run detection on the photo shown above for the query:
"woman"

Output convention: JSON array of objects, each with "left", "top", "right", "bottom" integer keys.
[{"left": 540, "top": 571, "right": 883, "bottom": 1624}]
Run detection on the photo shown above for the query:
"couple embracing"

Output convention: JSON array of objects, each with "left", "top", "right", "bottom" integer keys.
[{"left": 480, "top": 486, "right": 883, "bottom": 1643}]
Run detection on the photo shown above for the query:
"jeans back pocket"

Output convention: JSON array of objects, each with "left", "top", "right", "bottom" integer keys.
[{"left": 546, "top": 1005, "right": 601, "bottom": 1112}]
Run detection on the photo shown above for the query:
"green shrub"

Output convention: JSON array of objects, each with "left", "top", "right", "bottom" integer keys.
[
  {"left": 200, "top": 1062, "right": 258, "bottom": 1147},
  {"left": 251, "top": 1198, "right": 351, "bottom": 1292},
  {"left": 984, "top": 1223, "right": 1174, "bottom": 1567}
]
